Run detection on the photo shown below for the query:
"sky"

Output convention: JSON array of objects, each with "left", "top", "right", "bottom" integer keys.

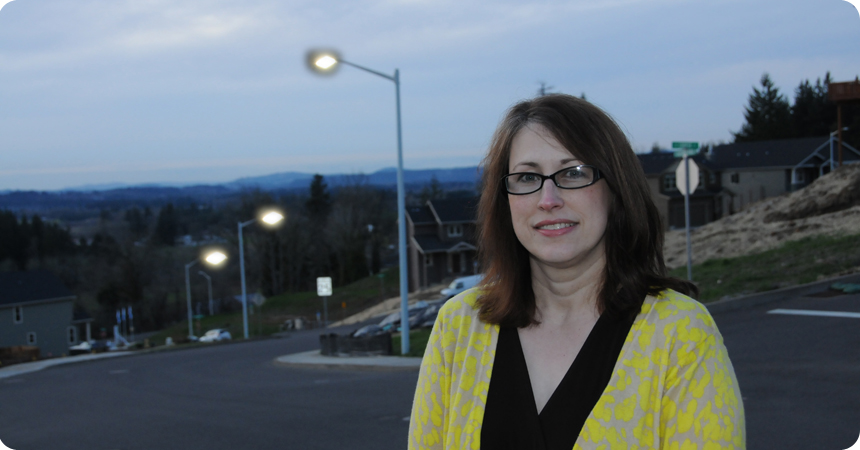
[{"left": 0, "top": 0, "right": 858, "bottom": 191}]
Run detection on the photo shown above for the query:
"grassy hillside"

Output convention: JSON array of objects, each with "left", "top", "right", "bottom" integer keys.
[{"left": 670, "top": 232, "right": 860, "bottom": 302}]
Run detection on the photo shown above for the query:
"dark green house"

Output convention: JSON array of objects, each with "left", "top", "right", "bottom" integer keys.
[{"left": 0, "top": 270, "right": 90, "bottom": 358}]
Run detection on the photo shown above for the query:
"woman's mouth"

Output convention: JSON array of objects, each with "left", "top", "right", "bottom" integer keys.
[{"left": 536, "top": 222, "right": 576, "bottom": 230}]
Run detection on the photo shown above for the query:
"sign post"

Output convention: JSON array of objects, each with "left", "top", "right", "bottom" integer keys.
[
  {"left": 317, "top": 277, "right": 332, "bottom": 327},
  {"left": 672, "top": 142, "right": 700, "bottom": 281}
]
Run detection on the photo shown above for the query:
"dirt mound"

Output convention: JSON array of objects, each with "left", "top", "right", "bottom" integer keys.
[
  {"left": 764, "top": 164, "right": 860, "bottom": 222},
  {"left": 664, "top": 164, "right": 860, "bottom": 269}
]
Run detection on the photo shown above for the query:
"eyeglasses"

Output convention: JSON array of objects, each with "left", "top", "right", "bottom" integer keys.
[{"left": 502, "top": 165, "right": 602, "bottom": 195}]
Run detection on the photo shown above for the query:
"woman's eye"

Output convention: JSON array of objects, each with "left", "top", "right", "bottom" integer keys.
[
  {"left": 561, "top": 169, "right": 584, "bottom": 179},
  {"left": 517, "top": 174, "right": 539, "bottom": 184}
]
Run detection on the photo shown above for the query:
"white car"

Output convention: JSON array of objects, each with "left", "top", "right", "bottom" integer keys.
[
  {"left": 199, "top": 328, "right": 232, "bottom": 343},
  {"left": 440, "top": 274, "right": 484, "bottom": 299}
]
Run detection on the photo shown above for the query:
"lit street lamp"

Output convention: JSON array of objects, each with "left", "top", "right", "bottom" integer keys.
[
  {"left": 198, "top": 270, "right": 213, "bottom": 316},
  {"left": 306, "top": 49, "right": 411, "bottom": 355},
  {"left": 185, "top": 251, "right": 228, "bottom": 339},
  {"left": 239, "top": 210, "right": 284, "bottom": 339}
]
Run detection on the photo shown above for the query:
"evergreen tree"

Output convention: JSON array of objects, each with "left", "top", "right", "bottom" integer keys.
[
  {"left": 792, "top": 73, "right": 835, "bottom": 138},
  {"left": 419, "top": 176, "right": 445, "bottom": 204},
  {"left": 153, "top": 203, "right": 178, "bottom": 246},
  {"left": 733, "top": 73, "right": 793, "bottom": 142},
  {"left": 305, "top": 174, "right": 331, "bottom": 223},
  {"left": 125, "top": 207, "right": 147, "bottom": 237}
]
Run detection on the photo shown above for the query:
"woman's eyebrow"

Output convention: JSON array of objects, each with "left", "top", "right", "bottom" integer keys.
[{"left": 511, "top": 161, "right": 540, "bottom": 170}]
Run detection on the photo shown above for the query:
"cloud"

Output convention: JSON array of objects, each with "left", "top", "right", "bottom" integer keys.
[{"left": 0, "top": 0, "right": 13, "bottom": 13}]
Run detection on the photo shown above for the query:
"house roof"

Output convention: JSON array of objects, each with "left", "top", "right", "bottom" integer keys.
[
  {"left": 0, "top": 270, "right": 76, "bottom": 307},
  {"left": 707, "top": 136, "right": 833, "bottom": 169},
  {"left": 637, "top": 152, "right": 676, "bottom": 175},
  {"left": 406, "top": 205, "right": 435, "bottom": 224},
  {"left": 428, "top": 197, "right": 478, "bottom": 223},
  {"left": 413, "top": 235, "right": 475, "bottom": 254}
]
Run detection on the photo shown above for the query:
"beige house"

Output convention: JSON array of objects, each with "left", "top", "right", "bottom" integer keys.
[
  {"left": 406, "top": 198, "right": 479, "bottom": 292},
  {"left": 637, "top": 136, "right": 860, "bottom": 229}
]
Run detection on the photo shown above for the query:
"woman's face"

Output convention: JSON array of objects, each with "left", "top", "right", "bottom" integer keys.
[{"left": 507, "top": 124, "right": 612, "bottom": 271}]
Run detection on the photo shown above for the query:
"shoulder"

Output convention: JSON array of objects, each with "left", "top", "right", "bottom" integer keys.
[
  {"left": 438, "top": 287, "right": 483, "bottom": 322},
  {"left": 636, "top": 289, "right": 722, "bottom": 345}
]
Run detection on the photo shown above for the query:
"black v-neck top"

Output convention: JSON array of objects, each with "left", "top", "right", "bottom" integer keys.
[{"left": 481, "top": 312, "right": 634, "bottom": 450}]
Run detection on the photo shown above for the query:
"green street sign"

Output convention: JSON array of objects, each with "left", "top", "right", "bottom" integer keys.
[
  {"left": 672, "top": 141, "right": 699, "bottom": 149},
  {"left": 673, "top": 149, "right": 698, "bottom": 157}
]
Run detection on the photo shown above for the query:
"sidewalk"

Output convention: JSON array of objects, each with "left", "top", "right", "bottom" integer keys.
[
  {"left": 274, "top": 350, "right": 422, "bottom": 371},
  {"left": 0, "top": 351, "right": 133, "bottom": 379}
]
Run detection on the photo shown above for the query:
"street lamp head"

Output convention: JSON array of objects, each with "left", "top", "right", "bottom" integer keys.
[
  {"left": 204, "top": 251, "right": 228, "bottom": 265},
  {"left": 261, "top": 211, "right": 284, "bottom": 225},
  {"left": 316, "top": 55, "right": 337, "bottom": 69},
  {"left": 306, "top": 49, "right": 341, "bottom": 75}
]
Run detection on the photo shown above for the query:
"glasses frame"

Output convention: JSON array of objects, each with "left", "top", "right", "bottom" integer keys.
[{"left": 502, "top": 165, "right": 603, "bottom": 195}]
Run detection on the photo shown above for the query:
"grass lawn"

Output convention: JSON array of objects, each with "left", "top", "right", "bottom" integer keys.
[
  {"left": 146, "top": 267, "right": 402, "bottom": 346},
  {"left": 669, "top": 233, "right": 860, "bottom": 302},
  {"left": 392, "top": 328, "right": 433, "bottom": 357}
]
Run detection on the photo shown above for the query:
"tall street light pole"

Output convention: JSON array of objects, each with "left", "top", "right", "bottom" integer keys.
[
  {"left": 185, "top": 251, "right": 228, "bottom": 339},
  {"left": 198, "top": 270, "right": 213, "bottom": 316},
  {"left": 238, "top": 211, "right": 284, "bottom": 339},
  {"left": 306, "top": 50, "right": 411, "bottom": 355}
]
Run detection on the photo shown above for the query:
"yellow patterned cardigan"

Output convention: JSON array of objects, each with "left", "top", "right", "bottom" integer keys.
[{"left": 408, "top": 288, "right": 746, "bottom": 449}]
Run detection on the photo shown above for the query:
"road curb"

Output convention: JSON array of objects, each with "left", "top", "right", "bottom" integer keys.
[
  {"left": 0, "top": 351, "right": 134, "bottom": 379},
  {"left": 274, "top": 350, "right": 422, "bottom": 372},
  {"left": 705, "top": 272, "right": 860, "bottom": 314}
]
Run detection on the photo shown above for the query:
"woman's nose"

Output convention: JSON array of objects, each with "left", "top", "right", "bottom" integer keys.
[{"left": 537, "top": 181, "right": 564, "bottom": 211}]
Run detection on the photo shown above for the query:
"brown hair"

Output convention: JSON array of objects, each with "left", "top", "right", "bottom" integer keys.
[{"left": 476, "top": 94, "right": 697, "bottom": 327}]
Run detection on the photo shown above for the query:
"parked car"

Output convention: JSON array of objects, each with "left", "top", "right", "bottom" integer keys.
[
  {"left": 199, "top": 328, "right": 232, "bottom": 343},
  {"left": 413, "top": 302, "right": 443, "bottom": 329},
  {"left": 379, "top": 301, "right": 429, "bottom": 332},
  {"left": 68, "top": 340, "right": 93, "bottom": 355},
  {"left": 351, "top": 324, "right": 386, "bottom": 338},
  {"left": 440, "top": 274, "right": 484, "bottom": 299}
]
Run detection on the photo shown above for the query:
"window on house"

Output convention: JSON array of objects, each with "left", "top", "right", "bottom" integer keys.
[
  {"left": 793, "top": 170, "right": 807, "bottom": 184},
  {"left": 424, "top": 254, "right": 433, "bottom": 267},
  {"left": 446, "top": 225, "right": 463, "bottom": 237},
  {"left": 68, "top": 326, "right": 77, "bottom": 344},
  {"left": 27, "top": 332, "right": 36, "bottom": 345},
  {"left": 13, "top": 306, "right": 23, "bottom": 324},
  {"left": 709, "top": 172, "right": 717, "bottom": 185},
  {"left": 731, "top": 173, "right": 740, "bottom": 183},
  {"left": 663, "top": 174, "right": 676, "bottom": 192}
]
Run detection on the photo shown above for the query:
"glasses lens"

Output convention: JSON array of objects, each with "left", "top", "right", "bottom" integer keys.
[
  {"left": 506, "top": 173, "right": 543, "bottom": 194},
  {"left": 555, "top": 166, "right": 594, "bottom": 189}
]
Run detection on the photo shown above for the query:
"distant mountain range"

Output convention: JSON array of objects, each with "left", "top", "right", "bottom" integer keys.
[{"left": 0, "top": 166, "right": 482, "bottom": 212}]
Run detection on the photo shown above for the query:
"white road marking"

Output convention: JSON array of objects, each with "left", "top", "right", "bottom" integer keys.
[{"left": 768, "top": 309, "right": 860, "bottom": 319}]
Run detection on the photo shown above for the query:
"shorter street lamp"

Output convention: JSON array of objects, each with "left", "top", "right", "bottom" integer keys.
[
  {"left": 830, "top": 127, "right": 850, "bottom": 171},
  {"left": 198, "top": 270, "right": 213, "bottom": 316},
  {"left": 185, "top": 251, "right": 228, "bottom": 339},
  {"left": 239, "top": 210, "right": 284, "bottom": 339}
]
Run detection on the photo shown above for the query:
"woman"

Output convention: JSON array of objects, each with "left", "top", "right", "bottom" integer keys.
[{"left": 409, "top": 94, "right": 745, "bottom": 449}]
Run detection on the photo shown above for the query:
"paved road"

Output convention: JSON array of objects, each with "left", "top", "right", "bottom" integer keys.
[
  {"left": 0, "top": 326, "right": 418, "bottom": 450},
  {"left": 1, "top": 277, "right": 859, "bottom": 449},
  {"left": 709, "top": 275, "right": 860, "bottom": 450}
]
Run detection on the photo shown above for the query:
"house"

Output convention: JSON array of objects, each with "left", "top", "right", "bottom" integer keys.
[
  {"left": 0, "top": 270, "right": 91, "bottom": 358},
  {"left": 707, "top": 136, "right": 859, "bottom": 215},
  {"left": 638, "top": 136, "right": 860, "bottom": 229},
  {"left": 406, "top": 198, "right": 479, "bottom": 292},
  {"left": 637, "top": 152, "right": 724, "bottom": 229}
]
